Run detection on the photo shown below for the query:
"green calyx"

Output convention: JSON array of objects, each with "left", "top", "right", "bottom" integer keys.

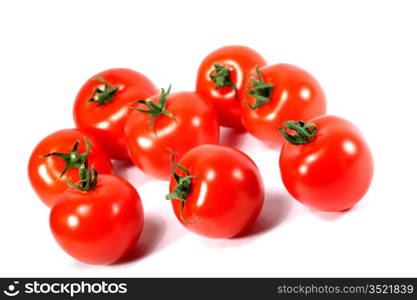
[
  {"left": 67, "top": 159, "right": 98, "bottom": 192},
  {"left": 42, "top": 137, "right": 91, "bottom": 177},
  {"left": 247, "top": 67, "right": 274, "bottom": 109},
  {"left": 165, "top": 150, "right": 199, "bottom": 224},
  {"left": 88, "top": 77, "right": 118, "bottom": 106},
  {"left": 132, "top": 85, "right": 175, "bottom": 131},
  {"left": 278, "top": 121, "right": 318, "bottom": 145},
  {"left": 209, "top": 63, "right": 238, "bottom": 100}
]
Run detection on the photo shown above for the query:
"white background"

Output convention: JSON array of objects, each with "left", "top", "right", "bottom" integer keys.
[{"left": 0, "top": 0, "right": 416, "bottom": 277}]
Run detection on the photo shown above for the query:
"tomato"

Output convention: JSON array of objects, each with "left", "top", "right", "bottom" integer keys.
[
  {"left": 279, "top": 116, "right": 373, "bottom": 211},
  {"left": 73, "top": 68, "right": 158, "bottom": 160},
  {"left": 28, "top": 129, "right": 113, "bottom": 207},
  {"left": 50, "top": 162, "right": 144, "bottom": 264},
  {"left": 166, "top": 145, "right": 264, "bottom": 238},
  {"left": 196, "top": 45, "right": 267, "bottom": 129},
  {"left": 241, "top": 64, "right": 326, "bottom": 145},
  {"left": 125, "top": 87, "right": 219, "bottom": 180}
]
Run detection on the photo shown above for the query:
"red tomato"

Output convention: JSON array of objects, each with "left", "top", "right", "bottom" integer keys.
[
  {"left": 166, "top": 145, "right": 264, "bottom": 238},
  {"left": 28, "top": 129, "right": 113, "bottom": 207},
  {"left": 196, "top": 45, "right": 267, "bottom": 129},
  {"left": 50, "top": 163, "right": 144, "bottom": 265},
  {"left": 125, "top": 87, "right": 219, "bottom": 180},
  {"left": 73, "top": 68, "right": 158, "bottom": 160},
  {"left": 279, "top": 116, "right": 373, "bottom": 211},
  {"left": 242, "top": 64, "right": 326, "bottom": 145}
]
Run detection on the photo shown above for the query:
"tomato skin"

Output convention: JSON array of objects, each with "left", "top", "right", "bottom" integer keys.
[
  {"left": 125, "top": 91, "right": 219, "bottom": 180},
  {"left": 50, "top": 175, "right": 144, "bottom": 265},
  {"left": 168, "top": 145, "right": 264, "bottom": 238},
  {"left": 28, "top": 129, "right": 113, "bottom": 207},
  {"left": 242, "top": 64, "right": 326, "bottom": 145},
  {"left": 196, "top": 45, "right": 267, "bottom": 129},
  {"left": 73, "top": 68, "right": 158, "bottom": 160},
  {"left": 279, "top": 116, "right": 373, "bottom": 211}
]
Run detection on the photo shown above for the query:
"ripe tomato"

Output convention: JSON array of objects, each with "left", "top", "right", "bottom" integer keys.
[
  {"left": 166, "top": 145, "right": 264, "bottom": 238},
  {"left": 196, "top": 45, "right": 267, "bottom": 129},
  {"left": 28, "top": 129, "right": 113, "bottom": 207},
  {"left": 242, "top": 64, "right": 326, "bottom": 145},
  {"left": 50, "top": 162, "right": 144, "bottom": 265},
  {"left": 73, "top": 68, "right": 158, "bottom": 160},
  {"left": 125, "top": 87, "right": 219, "bottom": 180},
  {"left": 279, "top": 116, "right": 373, "bottom": 211}
]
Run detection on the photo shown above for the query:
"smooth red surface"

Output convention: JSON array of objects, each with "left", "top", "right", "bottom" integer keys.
[
  {"left": 168, "top": 145, "right": 264, "bottom": 238},
  {"left": 125, "top": 91, "right": 219, "bottom": 180},
  {"left": 242, "top": 64, "right": 326, "bottom": 145},
  {"left": 279, "top": 115, "right": 373, "bottom": 211},
  {"left": 28, "top": 129, "right": 113, "bottom": 207},
  {"left": 73, "top": 68, "right": 158, "bottom": 160},
  {"left": 50, "top": 175, "right": 144, "bottom": 265},
  {"left": 196, "top": 45, "right": 267, "bottom": 129}
]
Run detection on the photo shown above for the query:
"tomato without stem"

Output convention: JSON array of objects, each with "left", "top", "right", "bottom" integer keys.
[
  {"left": 196, "top": 45, "right": 267, "bottom": 129},
  {"left": 242, "top": 64, "right": 326, "bottom": 145},
  {"left": 125, "top": 87, "right": 219, "bottom": 180},
  {"left": 166, "top": 145, "right": 264, "bottom": 238},
  {"left": 73, "top": 68, "right": 158, "bottom": 160},
  {"left": 50, "top": 164, "right": 144, "bottom": 265},
  {"left": 279, "top": 116, "right": 373, "bottom": 211},
  {"left": 28, "top": 129, "right": 113, "bottom": 207}
]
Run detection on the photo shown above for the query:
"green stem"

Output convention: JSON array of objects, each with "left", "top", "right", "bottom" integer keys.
[
  {"left": 88, "top": 77, "right": 118, "bottom": 106},
  {"left": 42, "top": 137, "right": 91, "bottom": 177},
  {"left": 67, "top": 159, "right": 98, "bottom": 192},
  {"left": 165, "top": 150, "right": 199, "bottom": 224},
  {"left": 278, "top": 121, "right": 318, "bottom": 145},
  {"left": 247, "top": 67, "right": 274, "bottom": 109},
  {"left": 209, "top": 63, "right": 238, "bottom": 100},
  {"left": 131, "top": 85, "right": 175, "bottom": 131}
]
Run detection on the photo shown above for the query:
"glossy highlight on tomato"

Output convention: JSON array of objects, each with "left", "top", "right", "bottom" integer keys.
[
  {"left": 50, "top": 172, "right": 144, "bottom": 265},
  {"left": 242, "top": 64, "right": 326, "bottom": 145},
  {"left": 28, "top": 129, "right": 113, "bottom": 207},
  {"left": 73, "top": 68, "right": 158, "bottom": 160},
  {"left": 125, "top": 88, "right": 219, "bottom": 180},
  {"left": 167, "top": 145, "right": 264, "bottom": 238},
  {"left": 279, "top": 116, "right": 373, "bottom": 211},
  {"left": 196, "top": 45, "right": 267, "bottom": 129}
]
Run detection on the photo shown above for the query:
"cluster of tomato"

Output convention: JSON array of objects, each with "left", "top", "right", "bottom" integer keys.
[{"left": 28, "top": 45, "right": 373, "bottom": 265}]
